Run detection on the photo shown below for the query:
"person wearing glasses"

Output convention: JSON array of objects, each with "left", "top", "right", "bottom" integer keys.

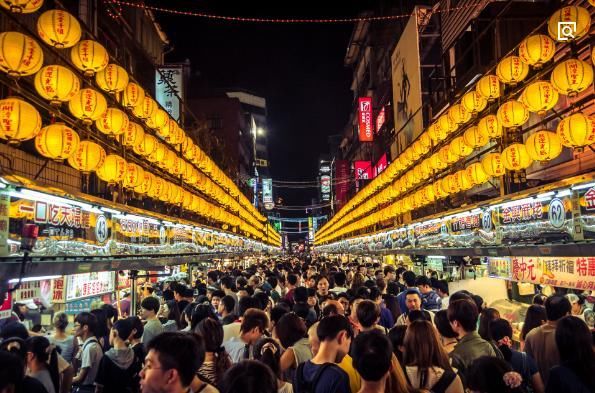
[{"left": 72, "top": 312, "right": 103, "bottom": 393}]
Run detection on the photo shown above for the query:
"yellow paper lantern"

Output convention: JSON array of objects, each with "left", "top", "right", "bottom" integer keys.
[
  {"left": 465, "top": 162, "right": 489, "bottom": 185},
  {"left": 420, "top": 158, "right": 433, "bottom": 179},
  {"left": 547, "top": 6, "right": 591, "bottom": 42},
  {"left": 171, "top": 126, "right": 186, "bottom": 145},
  {"left": 449, "top": 136, "right": 473, "bottom": 158},
  {"left": 148, "top": 177, "right": 165, "bottom": 199},
  {"left": 122, "top": 122, "right": 145, "bottom": 148},
  {"left": 34, "top": 65, "right": 80, "bottom": 105},
  {"left": 419, "top": 132, "right": 432, "bottom": 151},
  {"left": 34, "top": 123, "right": 79, "bottom": 161},
  {"left": 448, "top": 104, "right": 471, "bottom": 125},
  {"left": 157, "top": 116, "right": 176, "bottom": 140},
  {"left": 422, "top": 185, "right": 435, "bottom": 204},
  {"left": 592, "top": 47, "right": 595, "bottom": 66},
  {"left": 556, "top": 113, "right": 595, "bottom": 148},
  {"left": 439, "top": 145, "right": 459, "bottom": 164},
  {"left": 437, "top": 113, "right": 458, "bottom": 134},
  {"left": 132, "top": 97, "right": 157, "bottom": 120},
  {"left": 0, "top": 97, "right": 42, "bottom": 143},
  {"left": 445, "top": 174, "right": 461, "bottom": 194},
  {"left": 497, "top": 100, "right": 529, "bottom": 128},
  {"left": 0, "top": 0, "right": 43, "bottom": 13},
  {"left": 96, "top": 107, "right": 129, "bottom": 136},
  {"left": 68, "top": 88, "right": 107, "bottom": 124},
  {"left": 97, "top": 154, "right": 127, "bottom": 184},
  {"left": 518, "top": 35, "right": 555, "bottom": 68},
  {"left": 525, "top": 130, "right": 563, "bottom": 162},
  {"left": 0, "top": 32, "right": 43, "bottom": 77},
  {"left": 433, "top": 180, "right": 448, "bottom": 199},
  {"left": 160, "top": 149, "right": 176, "bottom": 170},
  {"left": 70, "top": 40, "right": 109, "bottom": 76},
  {"left": 481, "top": 153, "right": 505, "bottom": 177},
  {"left": 148, "top": 143, "right": 167, "bottom": 164},
  {"left": 461, "top": 91, "right": 487, "bottom": 114},
  {"left": 463, "top": 126, "right": 489, "bottom": 149},
  {"left": 521, "top": 81, "right": 559, "bottom": 115},
  {"left": 133, "top": 134, "right": 158, "bottom": 157},
  {"left": 123, "top": 163, "right": 144, "bottom": 189},
  {"left": 428, "top": 122, "right": 448, "bottom": 143},
  {"left": 502, "top": 143, "right": 533, "bottom": 171},
  {"left": 121, "top": 82, "right": 146, "bottom": 109},
  {"left": 158, "top": 182, "right": 170, "bottom": 202},
  {"left": 67, "top": 141, "right": 106, "bottom": 173},
  {"left": 412, "top": 140, "right": 429, "bottom": 157},
  {"left": 496, "top": 56, "right": 529, "bottom": 85},
  {"left": 550, "top": 59, "right": 594, "bottom": 98},
  {"left": 182, "top": 138, "right": 196, "bottom": 161},
  {"left": 134, "top": 172, "right": 153, "bottom": 195},
  {"left": 182, "top": 191, "right": 194, "bottom": 210},
  {"left": 476, "top": 75, "right": 500, "bottom": 101},
  {"left": 146, "top": 108, "right": 169, "bottom": 130},
  {"left": 37, "top": 9, "right": 81, "bottom": 48},
  {"left": 430, "top": 153, "right": 447, "bottom": 171},
  {"left": 477, "top": 114, "right": 502, "bottom": 140},
  {"left": 456, "top": 170, "right": 474, "bottom": 191},
  {"left": 96, "top": 64, "right": 129, "bottom": 94}
]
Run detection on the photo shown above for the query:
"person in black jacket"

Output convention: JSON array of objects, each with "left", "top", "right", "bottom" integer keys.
[{"left": 95, "top": 318, "right": 142, "bottom": 393}]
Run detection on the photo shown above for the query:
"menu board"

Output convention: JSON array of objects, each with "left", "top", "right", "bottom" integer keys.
[
  {"left": 66, "top": 271, "right": 115, "bottom": 301},
  {"left": 12, "top": 280, "right": 41, "bottom": 302},
  {"left": 0, "top": 291, "right": 12, "bottom": 320},
  {"left": 486, "top": 256, "right": 595, "bottom": 291}
]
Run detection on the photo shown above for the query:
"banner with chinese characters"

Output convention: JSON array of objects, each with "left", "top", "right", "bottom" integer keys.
[
  {"left": 156, "top": 65, "right": 184, "bottom": 121},
  {"left": 51, "top": 277, "right": 66, "bottom": 303},
  {"left": 8, "top": 196, "right": 109, "bottom": 256},
  {"left": 487, "top": 256, "right": 595, "bottom": 291},
  {"left": 578, "top": 185, "right": 595, "bottom": 239},
  {"left": 12, "top": 280, "right": 41, "bottom": 302},
  {"left": 66, "top": 271, "right": 115, "bottom": 301},
  {"left": 496, "top": 196, "right": 573, "bottom": 243},
  {"left": 354, "top": 161, "right": 373, "bottom": 180}
]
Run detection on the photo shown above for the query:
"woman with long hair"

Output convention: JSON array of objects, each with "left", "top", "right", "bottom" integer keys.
[
  {"left": 161, "top": 300, "right": 182, "bottom": 331},
  {"left": 253, "top": 338, "right": 293, "bottom": 393},
  {"left": 350, "top": 273, "right": 366, "bottom": 293},
  {"left": 478, "top": 307, "right": 500, "bottom": 341},
  {"left": 25, "top": 336, "right": 60, "bottom": 393},
  {"left": 546, "top": 316, "right": 595, "bottom": 393},
  {"left": 191, "top": 304, "right": 219, "bottom": 331},
  {"left": 196, "top": 317, "right": 232, "bottom": 386},
  {"left": 403, "top": 320, "right": 464, "bottom": 393},
  {"left": 49, "top": 312, "right": 78, "bottom": 363},
  {"left": 519, "top": 305, "right": 546, "bottom": 351},
  {"left": 90, "top": 308, "right": 111, "bottom": 351},
  {"left": 434, "top": 310, "right": 458, "bottom": 355},
  {"left": 275, "top": 313, "right": 312, "bottom": 376},
  {"left": 490, "top": 318, "right": 544, "bottom": 393}
]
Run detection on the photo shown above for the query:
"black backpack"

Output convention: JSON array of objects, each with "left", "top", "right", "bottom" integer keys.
[{"left": 294, "top": 362, "right": 334, "bottom": 393}]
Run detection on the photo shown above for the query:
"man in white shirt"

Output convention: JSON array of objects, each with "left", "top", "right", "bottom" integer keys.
[{"left": 224, "top": 309, "right": 269, "bottom": 363}]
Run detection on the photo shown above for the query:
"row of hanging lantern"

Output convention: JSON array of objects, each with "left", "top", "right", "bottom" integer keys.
[
  {"left": 316, "top": 4, "right": 594, "bottom": 245},
  {"left": 0, "top": 5, "right": 278, "bottom": 243},
  {"left": 0, "top": 6, "right": 267, "bottom": 226}
]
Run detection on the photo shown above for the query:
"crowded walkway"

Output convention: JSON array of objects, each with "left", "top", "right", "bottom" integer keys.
[{"left": 0, "top": 255, "right": 593, "bottom": 393}]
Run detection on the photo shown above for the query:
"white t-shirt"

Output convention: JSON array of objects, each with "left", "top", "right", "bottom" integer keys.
[{"left": 222, "top": 321, "right": 241, "bottom": 342}]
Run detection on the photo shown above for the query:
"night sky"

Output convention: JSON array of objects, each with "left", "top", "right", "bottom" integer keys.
[{"left": 153, "top": 1, "right": 372, "bottom": 208}]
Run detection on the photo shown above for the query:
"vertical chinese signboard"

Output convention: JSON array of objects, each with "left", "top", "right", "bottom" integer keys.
[
  {"left": 156, "top": 65, "right": 184, "bottom": 121},
  {"left": 262, "top": 178, "right": 273, "bottom": 204},
  {"left": 334, "top": 160, "right": 350, "bottom": 209},
  {"left": 376, "top": 106, "right": 386, "bottom": 134},
  {"left": 0, "top": 193, "right": 9, "bottom": 257},
  {"left": 373, "top": 154, "right": 388, "bottom": 177},
  {"left": 358, "top": 97, "right": 373, "bottom": 142},
  {"left": 320, "top": 175, "right": 331, "bottom": 201}
]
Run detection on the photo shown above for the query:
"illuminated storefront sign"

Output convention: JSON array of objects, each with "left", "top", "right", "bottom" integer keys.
[
  {"left": 358, "top": 97, "right": 373, "bottom": 142},
  {"left": 156, "top": 65, "right": 183, "bottom": 121},
  {"left": 262, "top": 178, "right": 273, "bottom": 204},
  {"left": 374, "top": 154, "right": 388, "bottom": 177},
  {"left": 488, "top": 256, "right": 595, "bottom": 291},
  {"left": 66, "top": 271, "right": 115, "bottom": 301},
  {"left": 354, "top": 161, "right": 372, "bottom": 180},
  {"left": 321, "top": 175, "right": 331, "bottom": 201}
]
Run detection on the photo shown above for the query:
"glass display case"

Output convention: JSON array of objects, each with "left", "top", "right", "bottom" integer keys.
[{"left": 490, "top": 298, "right": 531, "bottom": 344}]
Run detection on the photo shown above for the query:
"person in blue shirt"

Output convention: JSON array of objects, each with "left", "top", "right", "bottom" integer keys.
[
  {"left": 415, "top": 276, "right": 442, "bottom": 311},
  {"left": 294, "top": 315, "right": 352, "bottom": 393},
  {"left": 396, "top": 271, "right": 420, "bottom": 314}
]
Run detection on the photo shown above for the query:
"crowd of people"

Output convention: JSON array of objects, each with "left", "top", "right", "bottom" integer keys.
[{"left": 0, "top": 255, "right": 594, "bottom": 393}]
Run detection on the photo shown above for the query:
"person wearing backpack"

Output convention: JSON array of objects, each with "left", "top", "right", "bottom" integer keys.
[
  {"left": 490, "top": 318, "right": 544, "bottom": 393},
  {"left": 72, "top": 312, "right": 103, "bottom": 393},
  {"left": 403, "top": 320, "right": 464, "bottom": 393},
  {"left": 293, "top": 315, "right": 351, "bottom": 393}
]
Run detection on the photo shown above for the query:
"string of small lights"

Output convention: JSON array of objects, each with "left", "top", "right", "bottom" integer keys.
[{"left": 105, "top": 0, "right": 484, "bottom": 24}]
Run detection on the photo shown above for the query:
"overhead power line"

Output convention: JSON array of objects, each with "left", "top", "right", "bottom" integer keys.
[{"left": 107, "top": 0, "right": 483, "bottom": 24}]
